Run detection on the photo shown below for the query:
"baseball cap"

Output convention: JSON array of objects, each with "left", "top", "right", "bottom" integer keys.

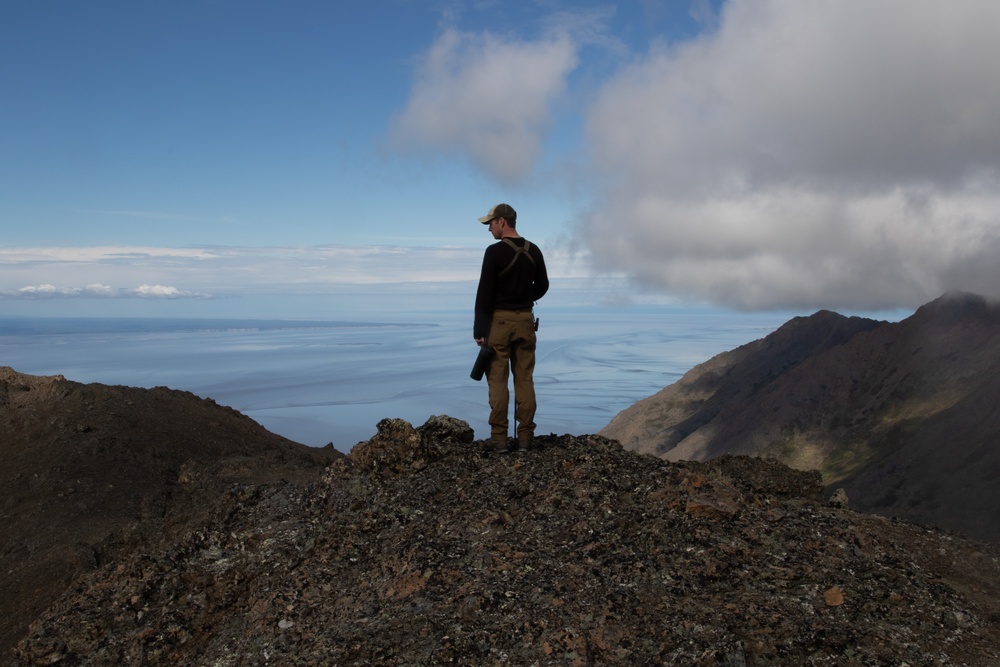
[{"left": 478, "top": 203, "right": 516, "bottom": 224}]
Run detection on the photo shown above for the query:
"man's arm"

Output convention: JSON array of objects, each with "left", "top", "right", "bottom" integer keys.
[{"left": 473, "top": 248, "right": 497, "bottom": 342}]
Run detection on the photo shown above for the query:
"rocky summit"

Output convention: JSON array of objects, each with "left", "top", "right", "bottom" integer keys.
[{"left": 14, "top": 416, "right": 1000, "bottom": 666}]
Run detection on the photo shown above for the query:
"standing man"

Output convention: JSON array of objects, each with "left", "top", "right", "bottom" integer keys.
[{"left": 474, "top": 203, "right": 549, "bottom": 453}]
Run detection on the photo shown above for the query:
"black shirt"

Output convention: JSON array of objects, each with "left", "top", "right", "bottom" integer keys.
[{"left": 474, "top": 237, "right": 548, "bottom": 340}]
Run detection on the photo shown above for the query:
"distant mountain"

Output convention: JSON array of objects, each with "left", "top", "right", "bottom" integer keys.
[{"left": 600, "top": 292, "right": 1000, "bottom": 542}]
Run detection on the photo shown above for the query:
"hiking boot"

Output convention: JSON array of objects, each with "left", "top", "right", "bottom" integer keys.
[
  {"left": 490, "top": 437, "right": 512, "bottom": 454},
  {"left": 517, "top": 436, "right": 533, "bottom": 451}
]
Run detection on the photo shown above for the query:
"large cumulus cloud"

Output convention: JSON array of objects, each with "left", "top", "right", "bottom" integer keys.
[{"left": 583, "top": 0, "right": 1000, "bottom": 309}]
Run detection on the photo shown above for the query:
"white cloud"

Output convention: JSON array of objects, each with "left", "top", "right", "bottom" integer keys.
[
  {"left": 581, "top": 0, "right": 1000, "bottom": 309},
  {"left": 0, "top": 242, "right": 589, "bottom": 308},
  {"left": 4, "top": 282, "right": 207, "bottom": 300},
  {"left": 132, "top": 284, "right": 182, "bottom": 297},
  {"left": 388, "top": 27, "right": 578, "bottom": 184},
  {"left": 0, "top": 244, "right": 475, "bottom": 298},
  {"left": 17, "top": 284, "right": 59, "bottom": 295},
  {"left": 84, "top": 283, "right": 116, "bottom": 295}
]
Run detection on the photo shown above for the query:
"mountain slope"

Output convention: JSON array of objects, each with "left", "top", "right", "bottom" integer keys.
[
  {"left": 600, "top": 292, "right": 1000, "bottom": 541},
  {"left": 15, "top": 418, "right": 1000, "bottom": 666},
  {"left": 0, "top": 368, "right": 338, "bottom": 661}
]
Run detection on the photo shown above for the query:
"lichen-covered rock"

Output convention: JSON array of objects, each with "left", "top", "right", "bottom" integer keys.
[
  {"left": 417, "top": 414, "right": 475, "bottom": 444},
  {"left": 349, "top": 417, "right": 429, "bottom": 472},
  {"left": 829, "top": 486, "right": 850, "bottom": 508},
  {"left": 349, "top": 416, "right": 476, "bottom": 474}
]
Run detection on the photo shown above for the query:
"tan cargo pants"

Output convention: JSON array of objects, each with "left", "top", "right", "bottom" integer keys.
[{"left": 486, "top": 309, "right": 537, "bottom": 446}]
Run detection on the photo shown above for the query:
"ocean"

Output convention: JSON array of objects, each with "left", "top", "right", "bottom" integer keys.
[{"left": 0, "top": 309, "right": 792, "bottom": 451}]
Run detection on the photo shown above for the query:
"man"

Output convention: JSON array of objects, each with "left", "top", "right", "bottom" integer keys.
[{"left": 474, "top": 203, "right": 549, "bottom": 453}]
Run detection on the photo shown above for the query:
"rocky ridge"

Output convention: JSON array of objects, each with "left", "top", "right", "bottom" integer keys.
[
  {"left": 0, "top": 368, "right": 337, "bottom": 662},
  {"left": 15, "top": 417, "right": 1000, "bottom": 666},
  {"left": 600, "top": 292, "right": 1000, "bottom": 542}
]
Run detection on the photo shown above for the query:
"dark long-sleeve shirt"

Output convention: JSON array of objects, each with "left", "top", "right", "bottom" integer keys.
[{"left": 474, "top": 237, "right": 548, "bottom": 340}]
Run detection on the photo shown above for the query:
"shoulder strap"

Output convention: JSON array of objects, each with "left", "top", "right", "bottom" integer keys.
[{"left": 498, "top": 238, "right": 535, "bottom": 277}]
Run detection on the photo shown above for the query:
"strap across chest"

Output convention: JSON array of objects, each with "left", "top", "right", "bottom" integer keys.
[{"left": 498, "top": 238, "right": 535, "bottom": 277}]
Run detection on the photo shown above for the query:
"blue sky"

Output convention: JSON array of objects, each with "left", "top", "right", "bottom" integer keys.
[{"left": 3, "top": 0, "right": 1000, "bottom": 319}]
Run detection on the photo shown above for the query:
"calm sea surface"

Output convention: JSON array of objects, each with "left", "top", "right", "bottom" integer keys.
[{"left": 0, "top": 310, "right": 791, "bottom": 451}]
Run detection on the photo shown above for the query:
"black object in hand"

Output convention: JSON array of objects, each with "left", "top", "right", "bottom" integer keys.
[{"left": 470, "top": 344, "right": 495, "bottom": 381}]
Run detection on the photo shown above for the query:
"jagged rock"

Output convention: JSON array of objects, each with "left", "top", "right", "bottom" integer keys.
[
  {"left": 349, "top": 417, "right": 420, "bottom": 470},
  {"left": 348, "top": 415, "right": 474, "bottom": 474},
  {"left": 829, "top": 487, "right": 849, "bottom": 508},
  {"left": 417, "top": 414, "right": 476, "bottom": 444}
]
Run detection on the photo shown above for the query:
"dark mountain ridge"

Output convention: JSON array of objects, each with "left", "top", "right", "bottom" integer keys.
[
  {"left": 0, "top": 367, "right": 337, "bottom": 662},
  {"left": 601, "top": 291, "right": 1000, "bottom": 542}
]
